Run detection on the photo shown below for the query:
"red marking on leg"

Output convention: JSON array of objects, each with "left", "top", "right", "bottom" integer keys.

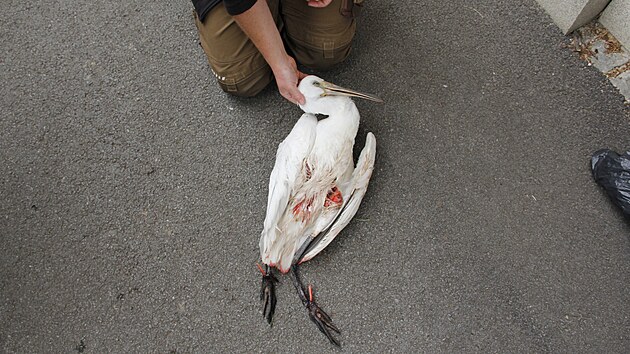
[
  {"left": 308, "top": 285, "right": 313, "bottom": 302},
  {"left": 256, "top": 263, "right": 266, "bottom": 275}
]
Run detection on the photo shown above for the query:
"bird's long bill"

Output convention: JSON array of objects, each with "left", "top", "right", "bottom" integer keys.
[{"left": 321, "top": 81, "right": 383, "bottom": 103}]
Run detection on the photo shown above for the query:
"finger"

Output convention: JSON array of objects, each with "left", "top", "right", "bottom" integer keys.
[
  {"left": 284, "top": 85, "right": 305, "bottom": 104},
  {"left": 280, "top": 91, "right": 293, "bottom": 104},
  {"left": 297, "top": 70, "right": 308, "bottom": 81},
  {"left": 293, "top": 90, "right": 305, "bottom": 105},
  {"left": 307, "top": 0, "right": 328, "bottom": 8},
  {"left": 281, "top": 90, "right": 304, "bottom": 105}
]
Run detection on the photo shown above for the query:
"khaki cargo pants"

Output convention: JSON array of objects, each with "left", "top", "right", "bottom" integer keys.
[{"left": 194, "top": 0, "right": 357, "bottom": 97}]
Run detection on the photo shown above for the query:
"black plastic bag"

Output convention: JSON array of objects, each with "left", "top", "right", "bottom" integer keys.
[{"left": 591, "top": 149, "right": 630, "bottom": 216}]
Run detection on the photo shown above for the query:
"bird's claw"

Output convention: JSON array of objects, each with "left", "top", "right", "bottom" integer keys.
[
  {"left": 290, "top": 266, "right": 341, "bottom": 346},
  {"left": 306, "top": 292, "right": 340, "bottom": 346},
  {"left": 259, "top": 265, "right": 278, "bottom": 324}
]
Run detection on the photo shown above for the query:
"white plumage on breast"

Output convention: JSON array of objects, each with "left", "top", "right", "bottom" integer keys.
[
  {"left": 256, "top": 75, "right": 382, "bottom": 346},
  {"left": 259, "top": 76, "right": 379, "bottom": 273}
]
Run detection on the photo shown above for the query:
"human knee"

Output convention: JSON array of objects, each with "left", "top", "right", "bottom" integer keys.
[
  {"left": 285, "top": 20, "right": 356, "bottom": 70},
  {"left": 216, "top": 78, "right": 269, "bottom": 97},
  {"left": 293, "top": 42, "right": 353, "bottom": 71},
  {"left": 211, "top": 65, "right": 273, "bottom": 98},
  {"left": 282, "top": 0, "right": 356, "bottom": 70}
]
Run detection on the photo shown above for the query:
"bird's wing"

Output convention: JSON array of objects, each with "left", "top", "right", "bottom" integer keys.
[
  {"left": 299, "top": 132, "right": 376, "bottom": 262},
  {"left": 260, "top": 113, "right": 318, "bottom": 260}
]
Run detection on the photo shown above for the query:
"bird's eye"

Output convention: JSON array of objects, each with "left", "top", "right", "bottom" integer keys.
[{"left": 312, "top": 81, "right": 321, "bottom": 87}]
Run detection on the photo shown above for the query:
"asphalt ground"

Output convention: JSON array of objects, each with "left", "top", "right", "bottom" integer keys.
[{"left": 1, "top": 0, "right": 629, "bottom": 352}]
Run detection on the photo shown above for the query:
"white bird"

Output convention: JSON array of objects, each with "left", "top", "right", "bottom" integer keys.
[{"left": 257, "top": 75, "right": 382, "bottom": 346}]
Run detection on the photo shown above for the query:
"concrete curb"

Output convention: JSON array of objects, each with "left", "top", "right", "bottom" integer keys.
[
  {"left": 600, "top": 0, "right": 630, "bottom": 49},
  {"left": 536, "top": 0, "right": 630, "bottom": 103},
  {"left": 535, "top": 0, "right": 611, "bottom": 34},
  {"left": 566, "top": 22, "right": 630, "bottom": 103}
]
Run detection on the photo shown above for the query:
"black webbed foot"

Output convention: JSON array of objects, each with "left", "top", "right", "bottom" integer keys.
[
  {"left": 290, "top": 265, "right": 341, "bottom": 347},
  {"left": 258, "top": 264, "right": 278, "bottom": 324},
  {"left": 306, "top": 285, "right": 341, "bottom": 346}
]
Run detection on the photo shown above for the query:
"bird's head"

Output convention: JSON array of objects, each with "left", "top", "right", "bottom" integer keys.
[{"left": 298, "top": 75, "right": 382, "bottom": 115}]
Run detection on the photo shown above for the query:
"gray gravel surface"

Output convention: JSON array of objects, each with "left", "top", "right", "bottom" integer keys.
[{"left": 1, "top": 0, "right": 629, "bottom": 352}]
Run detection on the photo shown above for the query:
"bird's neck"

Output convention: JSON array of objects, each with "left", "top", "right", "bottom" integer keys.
[
  {"left": 320, "top": 99, "right": 360, "bottom": 134},
  {"left": 324, "top": 98, "right": 358, "bottom": 119}
]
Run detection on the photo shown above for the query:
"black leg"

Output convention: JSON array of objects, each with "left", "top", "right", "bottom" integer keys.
[
  {"left": 259, "top": 264, "right": 278, "bottom": 324},
  {"left": 290, "top": 265, "right": 341, "bottom": 347}
]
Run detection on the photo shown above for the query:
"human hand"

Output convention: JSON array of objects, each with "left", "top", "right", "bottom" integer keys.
[
  {"left": 306, "top": 0, "right": 333, "bottom": 8},
  {"left": 273, "top": 55, "right": 307, "bottom": 105}
]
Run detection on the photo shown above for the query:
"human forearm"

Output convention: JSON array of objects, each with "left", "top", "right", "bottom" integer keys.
[
  {"left": 232, "top": 0, "right": 305, "bottom": 104},
  {"left": 232, "top": 0, "right": 287, "bottom": 74}
]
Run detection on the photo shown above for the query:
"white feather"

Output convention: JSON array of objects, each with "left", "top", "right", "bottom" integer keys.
[
  {"left": 260, "top": 113, "right": 317, "bottom": 260},
  {"left": 300, "top": 132, "right": 376, "bottom": 262},
  {"left": 259, "top": 76, "right": 378, "bottom": 273}
]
